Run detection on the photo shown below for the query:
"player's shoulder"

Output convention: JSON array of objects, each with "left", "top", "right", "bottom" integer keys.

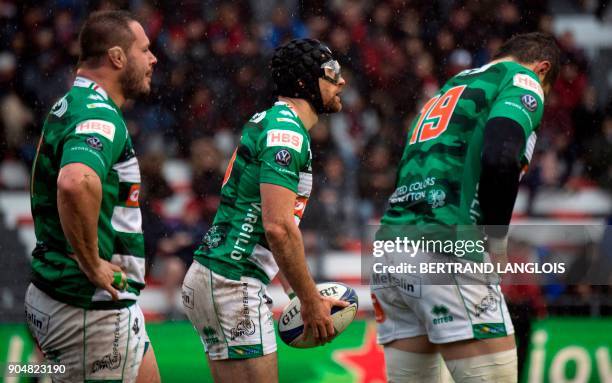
[
  {"left": 249, "top": 102, "right": 309, "bottom": 153},
  {"left": 251, "top": 102, "right": 305, "bottom": 132},
  {"left": 496, "top": 61, "right": 545, "bottom": 101},
  {"left": 68, "top": 89, "right": 121, "bottom": 120},
  {"left": 47, "top": 90, "right": 125, "bottom": 147}
]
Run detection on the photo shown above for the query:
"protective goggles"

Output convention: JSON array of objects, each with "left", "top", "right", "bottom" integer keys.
[{"left": 321, "top": 59, "right": 342, "bottom": 85}]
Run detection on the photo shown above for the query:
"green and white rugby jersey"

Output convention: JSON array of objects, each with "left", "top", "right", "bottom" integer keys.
[
  {"left": 30, "top": 76, "right": 144, "bottom": 309},
  {"left": 194, "top": 101, "right": 312, "bottom": 284},
  {"left": 381, "top": 61, "right": 544, "bottom": 230}
]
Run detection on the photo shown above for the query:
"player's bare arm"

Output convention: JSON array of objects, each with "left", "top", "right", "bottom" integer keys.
[
  {"left": 261, "top": 183, "right": 348, "bottom": 344},
  {"left": 57, "top": 162, "right": 123, "bottom": 300}
]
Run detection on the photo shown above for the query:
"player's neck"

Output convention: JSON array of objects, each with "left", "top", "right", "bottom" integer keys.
[
  {"left": 277, "top": 96, "right": 318, "bottom": 130},
  {"left": 75, "top": 68, "right": 126, "bottom": 108},
  {"left": 490, "top": 56, "right": 538, "bottom": 74}
]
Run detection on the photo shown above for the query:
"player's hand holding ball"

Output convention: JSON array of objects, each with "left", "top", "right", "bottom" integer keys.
[{"left": 279, "top": 282, "right": 359, "bottom": 348}]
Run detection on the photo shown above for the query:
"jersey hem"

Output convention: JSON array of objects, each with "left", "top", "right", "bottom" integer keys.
[
  {"left": 193, "top": 256, "right": 271, "bottom": 285},
  {"left": 31, "top": 276, "right": 136, "bottom": 310}
]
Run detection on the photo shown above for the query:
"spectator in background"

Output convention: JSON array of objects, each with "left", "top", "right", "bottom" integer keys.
[
  {"left": 330, "top": 70, "right": 380, "bottom": 166},
  {"left": 262, "top": 4, "right": 308, "bottom": 50},
  {"left": 358, "top": 142, "right": 396, "bottom": 221},
  {"left": 157, "top": 199, "right": 207, "bottom": 319},
  {"left": 302, "top": 154, "right": 357, "bottom": 251},
  {"left": 139, "top": 150, "right": 173, "bottom": 273},
  {"left": 190, "top": 137, "right": 223, "bottom": 222},
  {"left": 573, "top": 86, "right": 604, "bottom": 155},
  {"left": 584, "top": 112, "right": 612, "bottom": 191},
  {"left": 414, "top": 52, "right": 440, "bottom": 100},
  {"left": 207, "top": 2, "right": 246, "bottom": 56}
]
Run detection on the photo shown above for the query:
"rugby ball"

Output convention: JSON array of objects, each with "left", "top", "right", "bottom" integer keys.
[{"left": 278, "top": 282, "right": 358, "bottom": 348}]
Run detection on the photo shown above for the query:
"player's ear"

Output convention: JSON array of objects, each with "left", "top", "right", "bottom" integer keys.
[
  {"left": 107, "top": 46, "right": 126, "bottom": 69},
  {"left": 535, "top": 60, "right": 551, "bottom": 79}
]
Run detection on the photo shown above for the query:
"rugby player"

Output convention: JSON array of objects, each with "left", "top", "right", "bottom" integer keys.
[
  {"left": 182, "top": 38, "right": 349, "bottom": 382},
  {"left": 371, "top": 32, "right": 560, "bottom": 382},
  {"left": 26, "top": 11, "right": 160, "bottom": 382}
]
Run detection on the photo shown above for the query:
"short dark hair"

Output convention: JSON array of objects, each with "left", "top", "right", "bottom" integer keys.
[
  {"left": 78, "top": 10, "right": 137, "bottom": 67},
  {"left": 493, "top": 32, "right": 561, "bottom": 87}
]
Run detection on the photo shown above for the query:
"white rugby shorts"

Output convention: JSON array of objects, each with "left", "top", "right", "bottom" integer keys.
[
  {"left": 371, "top": 251, "right": 514, "bottom": 345},
  {"left": 182, "top": 261, "right": 276, "bottom": 360},
  {"left": 25, "top": 283, "right": 149, "bottom": 382}
]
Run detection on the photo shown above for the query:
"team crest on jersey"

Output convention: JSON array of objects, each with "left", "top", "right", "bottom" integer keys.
[
  {"left": 249, "top": 111, "right": 266, "bottom": 123},
  {"left": 50, "top": 97, "right": 68, "bottom": 117},
  {"left": 86, "top": 136, "right": 103, "bottom": 151},
  {"left": 275, "top": 149, "right": 292, "bottom": 166},
  {"left": 520, "top": 94, "right": 538, "bottom": 112},
  {"left": 202, "top": 225, "right": 225, "bottom": 249},
  {"left": 427, "top": 189, "right": 446, "bottom": 208}
]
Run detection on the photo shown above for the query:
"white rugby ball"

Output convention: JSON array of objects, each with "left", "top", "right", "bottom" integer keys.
[{"left": 278, "top": 282, "right": 358, "bottom": 348}]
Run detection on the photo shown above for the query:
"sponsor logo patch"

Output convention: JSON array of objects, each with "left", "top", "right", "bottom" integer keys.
[
  {"left": 249, "top": 111, "right": 266, "bottom": 123},
  {"left": 182, "top": 285, "right": 194, "bottom": 309},
  {"left": 86, "top": 103, "right": 116, "bottom": 112},
  {"left": 431, "top": 304, "right": 454, "bottom": 325},
  {"left": 266, "top": 129, "right": 303, "bottom": 152},
  {"left": 202, "top": 326, "right": 220, "bottom": 346},
  {"left": 92, "top": 353, "right": 121, "bottom": 373},
  {"left": 86, "top": 136, "right": 103, "bottom": 151},
  {"left": 521, "top": 94, "right": 538, "bottom": 112},
  {"left": 275, "top": 149, "right": 292, "bottom": 167},
  {"left": 51, "top": 97, "right": 68, "bottom": 117},
  {"left": 125, "top": 184, "right": 140, "bottom": 207},
  {"left": 475, "top": 287, "right": 499, "bottom": 317},
  {"left": 293, "top": 196, "right": 309, "bottom": 219},
  {"left": 76, "top": 119, "right": 116, "bottom": 141},
  {"left": 512, "top": 73, "right": 544, "bottom": 100},
  {"left": 230, "top": 283, "right": 257, "bottom": 340},
  {"left": 25, "top": 304, "right": 50, "bottom": 335},
  {"left": 92, "top": 313, "right": 122, "bottom": 373},
  {"left": 132, "top": 317, "right": 140, "bottom": 335}
]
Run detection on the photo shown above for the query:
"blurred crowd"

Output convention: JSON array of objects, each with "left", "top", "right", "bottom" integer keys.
[{"left": 1, "top": 0, "right": 611, "bottom": 302}]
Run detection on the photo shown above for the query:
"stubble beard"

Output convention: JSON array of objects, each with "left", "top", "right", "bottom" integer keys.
[
  {"left": 120, "top": 60, "right": 150, "bottom": 100},
  {"left": 323, "top": 95, "right": 342, "bottom": 113}
]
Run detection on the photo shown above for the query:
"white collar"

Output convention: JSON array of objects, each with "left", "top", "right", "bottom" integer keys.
[
  {"left": 73, "top": 76, "right": 109, "bottom": 100},
  {"left": 274, "top": 100, "right": 297, "bottom": 118}
]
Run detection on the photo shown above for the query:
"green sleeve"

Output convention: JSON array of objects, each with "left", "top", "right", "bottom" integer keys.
[
  {"left": 487, "top": 72, "right": 545, "bottom": 138},
  {"left": 60, "top": 118, "right": 126, "bottom": 181},
  {"left": 258, "top": 125, "right": 308, "bottom": 193}
]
